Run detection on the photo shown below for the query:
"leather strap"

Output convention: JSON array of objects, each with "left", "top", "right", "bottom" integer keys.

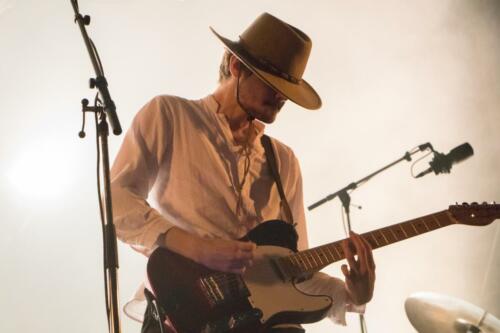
[{"left": 261, "top": 135, "right": 295, "bottom": 225}]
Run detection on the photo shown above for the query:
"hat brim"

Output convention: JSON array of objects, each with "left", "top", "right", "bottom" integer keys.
[{"left": 210, "top": 27, "right": 322, "bottom": 110}]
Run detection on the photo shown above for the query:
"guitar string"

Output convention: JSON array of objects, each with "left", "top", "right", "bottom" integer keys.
[
  {"left": 204, "top": 212, "right": 456, "bottom": 299},
  {"left": 207, "top": 225, "right": 418, "bottom": 293}
]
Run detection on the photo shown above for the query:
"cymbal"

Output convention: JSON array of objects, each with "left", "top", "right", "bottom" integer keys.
[{"left": 405, "top": 292, "right": 500, "bottom": 333}]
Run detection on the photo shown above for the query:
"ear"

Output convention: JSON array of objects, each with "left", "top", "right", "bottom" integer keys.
[{"left": 228, "top": 55, "right": 243, "bottom": 78}]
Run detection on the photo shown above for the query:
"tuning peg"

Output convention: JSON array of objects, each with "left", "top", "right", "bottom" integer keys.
[
  {"left": 462, "top": 202, "right": 469, "bottom": 206},
  {"left": 471, "top": 202, "right": 478, "bottom": 206}
]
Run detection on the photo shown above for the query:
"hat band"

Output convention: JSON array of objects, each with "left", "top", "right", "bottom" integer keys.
[{"left": 237, "top": 39, "right": 302, "bottom": 84}]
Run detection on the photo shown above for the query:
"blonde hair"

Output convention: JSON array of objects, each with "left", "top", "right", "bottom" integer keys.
[
  {"left": 218, "top": 50, "right": 251, "bottom": 83},
  {"left": 218, "top": 50, "right": 232, "bottom": 83}
]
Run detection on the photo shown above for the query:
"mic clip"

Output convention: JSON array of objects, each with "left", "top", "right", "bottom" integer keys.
[{"left": 418, "top": 142, "right": 434, "bottom": 152}]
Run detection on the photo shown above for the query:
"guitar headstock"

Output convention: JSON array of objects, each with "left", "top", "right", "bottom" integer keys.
[{"left": 449, "top": 202, "right": 500, "bottom": 226}]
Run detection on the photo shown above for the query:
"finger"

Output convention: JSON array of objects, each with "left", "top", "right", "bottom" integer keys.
[
  {"left": 341, "top": 264, "right": 350, "bottom": 279},
  {"left": 233, "top": 257, "right": 253, "bottom": 268},
  {"left": 350, "top": 232, "right": 368, "bottom": 274},
  {"left": 228, "top": 258, "right": 253, "bottom": 273},
  {"left": 228, "top": 266, "right": 247, "bottom": 274},
  {"left": 234, "top": 248, "right": 254, "bottom": 260},
  {"left": 237, "top": 241, "right": 257, "bottom": 252},
  {"left": 342, "top": 239, "right": 357, "bottom": 274},
  {"left": 358, "top": 234, "right": 376, "bottom": 270},
  {"left": 355, "top": 233, "right": 375, "bottom": 275}
]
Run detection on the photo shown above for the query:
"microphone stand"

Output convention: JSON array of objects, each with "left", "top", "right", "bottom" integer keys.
[
  {"left": 71, "top": 1, "right": 122, "bottom": 333},
  {"left": 308, "top": 143, "right": 432, "bottom": 333}
]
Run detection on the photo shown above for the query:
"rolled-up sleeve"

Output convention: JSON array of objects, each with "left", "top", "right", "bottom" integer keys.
[
  {"left": 111, "top": 96, "right": 175, "bottom": 250},
  {"left": 296, "top": 272, "right": 365, "bottom": 325}
]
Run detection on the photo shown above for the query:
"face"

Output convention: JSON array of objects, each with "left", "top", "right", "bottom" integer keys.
[{"left": 234, "top": 66, "right": 287, "bottom": 124}]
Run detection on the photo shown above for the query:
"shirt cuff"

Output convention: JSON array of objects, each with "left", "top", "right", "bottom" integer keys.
[{"left": 295, "top": 272, "right": 366, "bottom": 326}]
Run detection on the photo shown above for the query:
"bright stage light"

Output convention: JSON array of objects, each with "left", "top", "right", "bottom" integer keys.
[{"left": 6, "top": 139, "right": 79, "bottom": 201}]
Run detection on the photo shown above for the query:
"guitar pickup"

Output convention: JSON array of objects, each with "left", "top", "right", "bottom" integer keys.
[
  {"left": 271, "top": 257, "right": 294, "bottom": 282},
  {"left": 198, "top": 274, "right": 251, "bottom": 308}
]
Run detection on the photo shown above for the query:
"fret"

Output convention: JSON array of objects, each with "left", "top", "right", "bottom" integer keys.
[
  {"left": 300, "top": 252, "right": 313, "bottom": 270},
  {"left": 292, "top": 256, "right": 303, "bottom": 274},
  {"left": 324, "top": 246, "right": 336, "bottom": 261},
  {"left": 290, "top": 254, "right": 302, "bottom": 271},
  {"left": 322, "top": 248, "right": 333, "bottom": 263},
  {"left": 383, "top": 227, "right": 397, "bottom": 243},
  {"left": 388, "top": 226, "right": 399, "bottom": 241},
  {"left": 315, "top": 249, "right": 325, "bottom": 267},
  {"left": 336, "top": 245, "right": 345, "bottom": 258},
  {"left": 364, "top": 234, "right": 377, "bottom": 249},
  {"left": 370, "top": 233, "right": 380, "bottom": 247},
  {"left": 431, "top": 214, "right": 442, "bottom": 227},
  {"left": 398, "top": 224, "right": 409, "bottom": 238},
  {"left": 424, "top": 215, "right": 439, "bottom": 229},
  {"left": 314, "top": 249, "right": 326, "bottom": 266},
  {"left": 426, "top": 216, "right": 441, "bottom": 230},
  {"left": 331, "top": 244, "right": 341, "bottom": 259},
  {"left": 401, "top": 222, "right": 416, "bottom": 237},
  {"left": 420, "top": 218, "right": 430, "bottom": 231},
  {"left": 410, "top": 222, "right": 419, "bottom": 234},
  {"left": 308, "top": 252, "right": 318, "bottom": 269},
  {"left": 413, "top": 221, "right": 425, "bottom": 234},
  {"left": 379, "top": 230, "right": 389, "bottom": 244},
  {"left": 372, "top": 231, "right": 385, "bottom": 247},
  {"left": 436, "top": 211, "right": 452, "bottom": 225},
  {"left": 308, "top": 251, "right": 319, "bottom": 268},
  {"left": 320, "top": 250, "right": 329, "bottom": 265},
  {"left": 296, "top": 253, "right": 308, "bottom": 270}
]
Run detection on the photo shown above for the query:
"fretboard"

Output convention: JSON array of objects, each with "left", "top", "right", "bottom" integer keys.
[{"left": 275, "top": 210, "right": 456, "bottom": 280}]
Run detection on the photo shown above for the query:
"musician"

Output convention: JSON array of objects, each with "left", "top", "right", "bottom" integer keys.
[{"left": 111, "top": 13, "right": 376, "bottom": 333}]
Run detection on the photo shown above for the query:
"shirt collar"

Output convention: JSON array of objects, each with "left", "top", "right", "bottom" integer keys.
[{"left": 201, "top": 95, "right": 266, "bottom": 153}]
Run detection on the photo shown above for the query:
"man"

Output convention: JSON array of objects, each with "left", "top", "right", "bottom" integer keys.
[{"left": 111, "top": 12, "right": 375, "bottom": 333}]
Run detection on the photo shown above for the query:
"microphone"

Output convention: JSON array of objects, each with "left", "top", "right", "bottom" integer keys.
[{"left": 416, "top": 143, "right": 474, "bottom": 178}]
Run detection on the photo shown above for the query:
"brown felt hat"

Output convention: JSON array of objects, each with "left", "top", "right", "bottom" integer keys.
[{"left": 210, "top": 12, "right": 322, "bottom": 110}]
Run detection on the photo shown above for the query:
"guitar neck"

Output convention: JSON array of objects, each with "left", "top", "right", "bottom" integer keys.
[{"left": 278, "top": 210, "right": 456, "bottom": 278}]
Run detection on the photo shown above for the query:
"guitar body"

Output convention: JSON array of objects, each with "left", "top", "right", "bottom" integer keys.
[{"left": 147, "top": 220, "right": 332, "bottom": 333}]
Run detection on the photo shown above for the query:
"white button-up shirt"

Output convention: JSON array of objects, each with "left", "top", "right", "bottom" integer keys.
[{"left": 111, "top": 95, "right": 360, "bottom": 326}]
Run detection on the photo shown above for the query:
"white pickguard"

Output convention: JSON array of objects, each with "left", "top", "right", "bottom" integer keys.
[{"left": 242, "top": 245, "right": 332, "bottom": 324}]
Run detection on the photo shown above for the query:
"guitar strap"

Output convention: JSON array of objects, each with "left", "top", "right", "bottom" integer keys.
[{"left": 261, "top": 134, "right": 295, "bottom": 226}]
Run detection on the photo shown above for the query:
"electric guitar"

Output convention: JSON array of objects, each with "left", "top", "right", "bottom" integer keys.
[{"left": 147, "top": 202, "right": 499, "bottom": 333}]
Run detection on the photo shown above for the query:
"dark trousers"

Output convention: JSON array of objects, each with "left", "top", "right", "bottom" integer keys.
[{"left": 141, "top": 299, "right": 305, "bottom": 333}]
